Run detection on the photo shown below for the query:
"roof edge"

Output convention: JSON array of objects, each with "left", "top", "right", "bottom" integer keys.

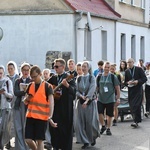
[
  {"left": 102, "top": 0, "right": 121, "bottom": 18},
  {"left": 0, "top": 10, "right": 73, "bottom": 15},
  {"left": 65, "top": 0, "right": 121, "bottom": 19},
  {"left": 65, "top": 0, "right": 77, "bottom": 11},
  {"left": 75, "top": 10, "right": 120, "bottom": 21}
]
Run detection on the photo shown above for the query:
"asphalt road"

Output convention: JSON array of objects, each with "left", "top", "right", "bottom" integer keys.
[
  {"left": 73, "top": 116, "right": 150, "bottom": 150},
  {"left": 5, "top": 115, "right": 150, "bottom": 150}
]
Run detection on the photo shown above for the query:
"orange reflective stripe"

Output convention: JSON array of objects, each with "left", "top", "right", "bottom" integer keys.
[
  {"left": 29, "top": 101, "right": 49, "bottom": 108},
  {"left": 27, "top": 109, "right": 49, "bottom": 116}
]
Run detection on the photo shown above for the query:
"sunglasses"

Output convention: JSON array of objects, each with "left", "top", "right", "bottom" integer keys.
[{"left": 54, "top": 65, "right": 62, "bottom": 69}]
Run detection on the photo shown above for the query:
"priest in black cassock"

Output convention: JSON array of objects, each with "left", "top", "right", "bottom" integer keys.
[
  {"left": 125, "top": 58, "right": 147, "bottom": 128},
  {"left": 48, "top": 58, "right": 76, "bottom": 150}
]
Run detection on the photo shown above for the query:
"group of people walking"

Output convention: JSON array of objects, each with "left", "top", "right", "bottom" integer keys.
[{"left": 0, "top": 57, "right": 149, "bottom": 150}]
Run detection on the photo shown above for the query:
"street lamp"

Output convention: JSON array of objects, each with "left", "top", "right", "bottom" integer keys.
[{"left": 0, "top": 27, "right": 3, "bottom": 41}]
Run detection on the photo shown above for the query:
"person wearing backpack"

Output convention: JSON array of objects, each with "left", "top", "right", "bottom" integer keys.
[
  {"left": 75, "top": 61, "right": 100, "bottom": 149},
  {"left": 97, "top": 61, "right": 120, "bottom": 136},
  {"left": 0, "top": 65, "right": 14, "bottom": 149},
  {"left": 24, "top": 65, "right": 56, "bottom": 150}
]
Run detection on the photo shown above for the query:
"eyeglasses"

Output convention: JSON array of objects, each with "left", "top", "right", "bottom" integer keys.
[
  {"left": 54, "top": 65, "right": 62, "bottom": 69},
  {"left": 127, "top": 61, "right": 133, "bottom": 63},
  {"left": 22, "top": 69, "right": 30, "bottom": 72},
  {"left": 31, "top": 74, "right": 39, "bottom": 79}
]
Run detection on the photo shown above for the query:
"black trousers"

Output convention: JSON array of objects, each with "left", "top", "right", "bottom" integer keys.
[{"left": 145, "top": 85, "right": 150, "bottom": 112}]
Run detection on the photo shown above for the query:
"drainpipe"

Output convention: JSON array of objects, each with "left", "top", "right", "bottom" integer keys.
[
  {"left": 114, "top": 21, "right": 117, "bottom": 64},
  {"left": 74, "top": 11, "right": 83, "bottom": 63}
]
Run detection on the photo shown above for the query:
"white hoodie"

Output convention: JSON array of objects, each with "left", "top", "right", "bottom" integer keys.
[{"left": 0, "top": 77, "right": 14, "bottom": 109}]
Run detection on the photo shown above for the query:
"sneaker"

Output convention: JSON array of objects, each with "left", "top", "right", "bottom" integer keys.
[
  {"left": 131, "top": 122, "right": 138, "bottom": 128},
  {"left": 106, "top": 128, "right": 112, "bottom": 135},
  {"left": 112, "top": 119, "right": 117, "bottom": 126},
  {"left": 100, "top": 126, "right": 106, "bottom": 134}
]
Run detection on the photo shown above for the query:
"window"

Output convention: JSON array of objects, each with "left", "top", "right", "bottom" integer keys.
[
  {"left": 121, "top": 33, "right": 126, "bottom": 60},
  {"left": 141, "top": 0, "right": 145, "bottom": 8},
  {"left": 101, "top": 31, "right": 107, "bottom": 60},
  {"left": 84, "top": 29, "right": 92, "bottom": 60},
  {"left": 131, "top": 35, "right": 136, "bottom": 61},
  {"left": 140, "top": 36, "right": 145, "bottom": 60},
  {"left": 131, "top": 0, "right": 134, "bottom": 5}
]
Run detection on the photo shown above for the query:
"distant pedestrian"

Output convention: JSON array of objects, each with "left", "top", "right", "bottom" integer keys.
[
  {"left": 109, "top": 64, "right": 121, "bottom": 126},
  {"left": 144, "top": 62, "right": 150, "bottom": 118},
  {"left": 76, "top": 62, "right": 83, "bottom": 77},
  {"left": 42, "top": 68, "right": 51, "bottom": 81},
  {"left": 42, "top": 68, "right": 53, "bottom": 149},
  {"left": 67, "top": 59, "right": 78, "bottom": 80},
  {"left": 93, "top": 60, "right": 104, "bottom": 77},
  {"left": 138, "top": 59, "right": 146, "bottom": 71},
  {"left": 118, "top": 60, "right": 127, "bottom": 88}
]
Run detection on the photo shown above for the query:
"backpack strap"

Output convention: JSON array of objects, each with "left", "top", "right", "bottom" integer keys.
[
  {"left": 6, "top": 80, "right": 9, "bottom": 92},
  {"left": 111, "top": 74, "right": 115, "bottom": 88},
  {"left": 96, "top": 74, "right": 102, "bottom": 88},
  {"left": 77, "top": 75, "right": 92, "bottom": 96},
  {"left": 45, "top": 82, "right": 49, "bottom": 101},
  {"left": 77, "top": 76, "right": 81, "bottom": 83}
]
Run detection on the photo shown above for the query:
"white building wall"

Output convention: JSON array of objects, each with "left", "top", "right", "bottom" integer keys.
[
  {"left": 116, "top": 22, "right": 150, "bottom": 66},
  {"left": 0, "top": 14, "right": 75, "bottom": 70},
  {"left": 76, "top": 15, "right": 116, "bottom": 71}
]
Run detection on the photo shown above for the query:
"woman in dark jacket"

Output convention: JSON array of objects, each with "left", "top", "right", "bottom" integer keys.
[{"left": 14, "top": 62, "right": 31, "bottom": 150}]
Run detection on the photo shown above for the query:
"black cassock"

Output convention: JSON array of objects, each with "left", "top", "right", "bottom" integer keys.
[
  {"left": 48, "top": 72, "right": 76, "bottom": 150},
  {"left": 125, "top": 66, "right": 147, "bottom": 123}
]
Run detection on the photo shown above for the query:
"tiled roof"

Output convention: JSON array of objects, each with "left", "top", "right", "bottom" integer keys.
[{"left": 65, "top": 0, "right": 121, "bottom": 19}]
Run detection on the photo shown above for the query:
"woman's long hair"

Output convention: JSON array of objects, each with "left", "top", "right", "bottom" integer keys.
[{"left": 119, "top": 60, "right": 127, "bottom": 72}]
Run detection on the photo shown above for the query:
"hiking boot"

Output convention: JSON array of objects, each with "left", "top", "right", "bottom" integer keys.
[
  {"left": 106, "top": 128, "right": 112, "bottom": 135},
  {"left": 100, "top": 126, "right": 106, "bottom": 134},
  {"left": 112, "top": 119, "right": 117, "bottom": 126}
]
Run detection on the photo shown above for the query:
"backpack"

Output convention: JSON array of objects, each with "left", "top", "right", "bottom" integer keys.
[{"left": 77, "top": 75, "right": 93, "bottom": 85}]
